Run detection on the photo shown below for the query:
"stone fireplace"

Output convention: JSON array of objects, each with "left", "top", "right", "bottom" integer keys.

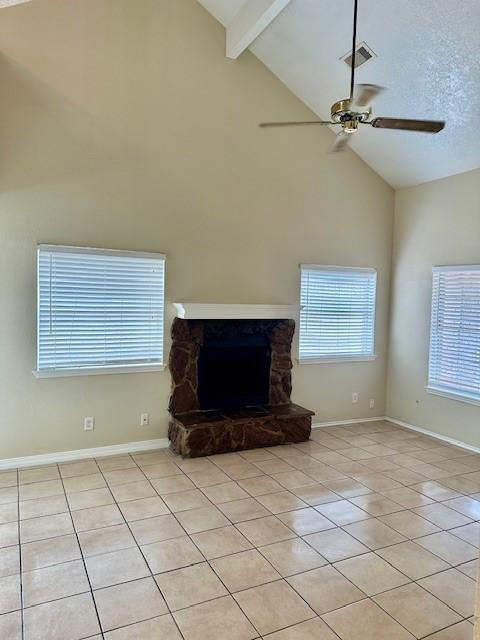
[{"left": 168, "top": 304, "right": 314, "bottom": 457}]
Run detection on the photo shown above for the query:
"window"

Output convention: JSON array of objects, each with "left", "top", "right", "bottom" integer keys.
[
  {"left": 427, "top": 265, "right": 480, "bottom": 405},
  {"left": 299, "top": 265, "right": 377, "bottom": 362},
  {"left": 36, "top": 245, "right": 165, "bottom": 377}
]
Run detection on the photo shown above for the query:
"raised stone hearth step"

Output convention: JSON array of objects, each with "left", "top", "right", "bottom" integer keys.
[{"left": 169, "top": 403, "right": 314, "bottom": 458}]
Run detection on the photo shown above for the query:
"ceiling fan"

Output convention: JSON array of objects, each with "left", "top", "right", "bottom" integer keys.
[{"left": 259, "top": 0, "right": 445, "bottom": 151}]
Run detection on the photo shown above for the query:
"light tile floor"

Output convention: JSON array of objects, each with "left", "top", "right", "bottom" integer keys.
[{"left": 0, "top": 420, "right": 478, "bottom": 639}]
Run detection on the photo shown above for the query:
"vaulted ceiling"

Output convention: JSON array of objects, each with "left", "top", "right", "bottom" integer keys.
[{"left": 197, "top": 0, "right": 480, "bottom": 188}]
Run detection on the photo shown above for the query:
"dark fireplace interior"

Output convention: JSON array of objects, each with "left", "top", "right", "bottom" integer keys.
[{"left": 198, "top": 333, "right": 271, "bottom": 410}]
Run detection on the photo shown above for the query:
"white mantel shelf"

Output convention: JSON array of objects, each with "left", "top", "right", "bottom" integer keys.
[{"left": 173, "top": 303, "right": 300, "bottom": 320}]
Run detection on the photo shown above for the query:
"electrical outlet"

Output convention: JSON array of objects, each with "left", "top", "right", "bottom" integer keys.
[
  {"left": 84, "top": 417, "right": 95, "bottom": 431},
  {"left": 140, "top": 413, "right": 149, "bottom": 426},
  {"left": 369, "top": 399, "right": 375, "bottom": 409},
  {"left": 352, "top": 392, "right": 359, "bottom": 404}
]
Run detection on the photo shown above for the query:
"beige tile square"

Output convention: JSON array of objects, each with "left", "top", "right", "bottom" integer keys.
[
  {"left": 142, "top": 462, "right": 182, "bottom": 479},
  {"left": 23, "top": 592, "right": 101, "bottom": 640},
  {"left": 376, "top": 541, "right": 450, "bottom": 580},
  {"left": 378, "top": 510, "right": 441, "bottom": 538},
  {"left": 191, "top": 525, "right": 252, "bottom": 560},
  {"left": 255, "top": 459, "right": 295, "bottom": 475},
  {"left": 278, "top": 507, "right": 335, "bottom": 536},
  {"left": 133, "top": 451, "right": 174, "bottom": 466},
  {"left": 303, "top": 528, "right": 369, "bottom": 562},
  {"left": 443, "top": 496, "right": 480, "bottom": 520},
  {"left": 103, "top": 614, "right": 182, "bottom": 639},
  {"left": 152, "top": 475, "right": 196, "bottom": 495},
  {"left": 373, "top": 583, "right": 461, "bottom": 638},
  {"left": 85, "top": 547, "right": 149, "bottom": 589},
  {"left": 418, "top": 568, "right": 476, "bottom": 617},
  {"left": 22, "top": 559, "right": 89, "bottom": 607},
  {"left": 141, "top": 536, "right": 203, "bottom": 573},
  {"left": 321, "top": 478, "right": 371, "bottom": 498},
  {"left": 271, "top": 471, "right": 317, "bottom": 490},
  {"left": 457, "top": 559, "right": 478, "bottom": 579},
  {"left": 63, "top": 473, "right": 107, "bottom": 494},
  {"left": 287, "top": 565, "right": 365, "bottom": 615},
  {"left": 223, "top": 462, "right": 264, "bottom": 481},
  {"left": 303, "top": 464, "right": 345, "bottom": 482},
  {"left": 234, "top": 580, "right": 315, "bottom": 636},
  {"left": 175, "top": 505, "right": 230, "bottom": 534},
  {"left": 0, "top": 487, "right": 18, "bottom": 504},
  {"left": 66, "top": 488, "right": 114, "bottom": 512},
  {"left": 156, "top": 562, "right": 227, "bottom": 610},
  {"left": 79, "top": 523, "right": 136, "bottom": 557},
  {"left": 238, "top": 449, "right": 275, "bottom": 462},
  {"left": 186, "top": 468, "right": 231, "bottom": 488},
  {"left": 423, "top": 621, "right": 475, "bottom": 640},
  {"left": 238, "top": 475, "right": 284, "bottom": 496},
  {"left": 161, "top": 488, "right": 211, "bottom": 512},
  {"left": 174, "top": 595, "right": 257, "bottom": 640},
  {"left": 130, "top": 514, "right": 185, "bottom": 545},
  {"left": 19, "top": 480, "right": 64, "bottom": 501},
  {"left": 291, "top": 484, "right": 340, "bottom": 506},
  {"left": 322, "top": 598, "right": 415, "bottom": 640},
  {"left": 263, "top": 617, "right": 339, "bottom": 639},
  {"left": 72, "top": 503, "right": 124, "bottom": 533},
  {"left": 19, "top": 466, "right": 60, "bottom": 485},
  {"left": 97, "top": 456, "right": 136, "bottom": 472},
  {"left": 259, "top": 538, "right": 326, "bottom": 577},
  {"left": 177, "top": 458, "right": 217, "bottom": 473},
  {"left": 314, "top": 500, "right": 369, "bottom": 526},
  {"left": 0, "top": 522, "right": 18, "bottom": 549},
  {"left": 19, "top": 495, "right": 68, "bottom": 520},
  {"left": 94, "top": 576, "right": 167, "bottom": 631},
  {"left": 211, "top": 549, "right": 280, "bottom": 591},
  {"left": 415, "top": 531, "right": 478, "bottom": 565},
  {"left": 450, "top": 522, "right": 480, "bottom": 546},
  {"left": 20, "top": 513, "right": 73, "bottom": 543},
  {"left": 411, "top": 482, "right": 462, "bottom": 501},
  {"left": 0, "top": 546, "right": 19, "bottom": 578},
  {"left": 59, "top": 460, "right": 99, "bottom": 478},
  {"left": 200, "top": 482, "right": 249, "bottom": 504},
  {"left": 218, "top": 497, "right": 270, "bottom": 523},
  {"left": 349, "top": 493, "right": 404, "bottom": 516},
  {"left": 118, "top": 496, "right": 169, "bottom": 522},
  {"left": 103, "top": 467, "right": 145, "bottom": 486},
  {"left": 0, "top": 574, "right": 20, "bottom": 614},
  {"left": 343, "top": 518, "right": 406, "bottom": 550},
  {"left": 414, "top": 503, "right": 472, "bottom": 529},
  {"left": 109, "top": 480, "right": 156, "bottom": 503},
  {"left": 334, "top": 552, "right": 410, "bottom": 596},
  {"left": 256, "top": 490, "right": 308, "bottom": 514},
  {"left": 0, "top": 611, "right": 21, "bottom": 640},
  {"left": 236, "top": 515, "right": 296, "bottom": 547},
  {"left": 380, "top": 487, "right": 433, "bottom": 508},
  {"left": 382, "top": 468, "right": 430, "bottom": 485},
  {"left": 21, "top": 534, "right": 81, "bottom": 571},
  {"left": 0, "top": 502, "right": 18, "bottom": 524},
  {"left": 0, "top": 472, "right": 17, "bottom": 490}
]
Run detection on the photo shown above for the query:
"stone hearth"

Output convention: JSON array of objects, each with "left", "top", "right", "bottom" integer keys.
[{"left": 168, "top": 316, "right": 314, "bottom": 457}]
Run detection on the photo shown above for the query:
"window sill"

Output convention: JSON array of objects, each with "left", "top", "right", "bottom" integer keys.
[
  {"left": 426, "top": 385, "right": 480, "bottom": 407},
  {"left": 298, "top": 355, "right": 377, "bottom": 365},
  {"left": 33, "top": 364, "right": 167, "bottom": 378}
]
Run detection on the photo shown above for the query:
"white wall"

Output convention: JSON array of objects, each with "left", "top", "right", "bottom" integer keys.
[
  {"left": 0, "top": 0, "right": 393, "bottom": 460},
  {"left": 387, "top": 169, "right": 480, "bottom": 448}
]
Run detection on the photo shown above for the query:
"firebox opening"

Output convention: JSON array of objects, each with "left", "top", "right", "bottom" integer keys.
[{"left": 198, "top": 334, "right": 271, "bottom": 410}]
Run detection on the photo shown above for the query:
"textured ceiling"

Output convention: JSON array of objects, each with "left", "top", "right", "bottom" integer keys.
[{"left": 198, "top": 0, "right": 480, "bottom": 188}]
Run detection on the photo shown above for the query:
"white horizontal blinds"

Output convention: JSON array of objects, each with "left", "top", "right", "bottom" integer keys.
[
  {"left": 299, "top": 265, "right": 377, "bottom": 360},
  {"left": 37, "top": 246, "right": 165, "bottom": 372},
  {"left": 428, "top": 266, "right": 480, "bottom": 401}
]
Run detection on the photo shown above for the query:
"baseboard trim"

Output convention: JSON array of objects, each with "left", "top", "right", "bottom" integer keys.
[
  {"left": 385, "top": 416, "right": 480, "bottom": 455},
  {"left": 313, "top": 416, "right": 387, "bottom": 428},
  {"left": 0, "top": 438, "right": 170, "bottom": 471}
]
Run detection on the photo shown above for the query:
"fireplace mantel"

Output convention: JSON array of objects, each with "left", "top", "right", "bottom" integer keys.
[{"left": 173, "top": 303, "right": 299, "bottom": 320}]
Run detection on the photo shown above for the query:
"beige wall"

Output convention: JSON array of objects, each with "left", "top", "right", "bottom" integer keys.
[
  {"left": 387, "top": 169, "right": 480, "bottom": 448},
  {"left": 0, "top": 0, "right": 393, "bottom": 460}
]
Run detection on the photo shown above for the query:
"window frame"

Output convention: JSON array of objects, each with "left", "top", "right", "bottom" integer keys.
[
  {"left": 426, "top": 264, "right": 480, "bottom": 407},
  {"left": 34, "top": 244, "right": 166, "bottom": 378},
  {"left": 298, "top": 264, "right": 377, "bottom": 364}
]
